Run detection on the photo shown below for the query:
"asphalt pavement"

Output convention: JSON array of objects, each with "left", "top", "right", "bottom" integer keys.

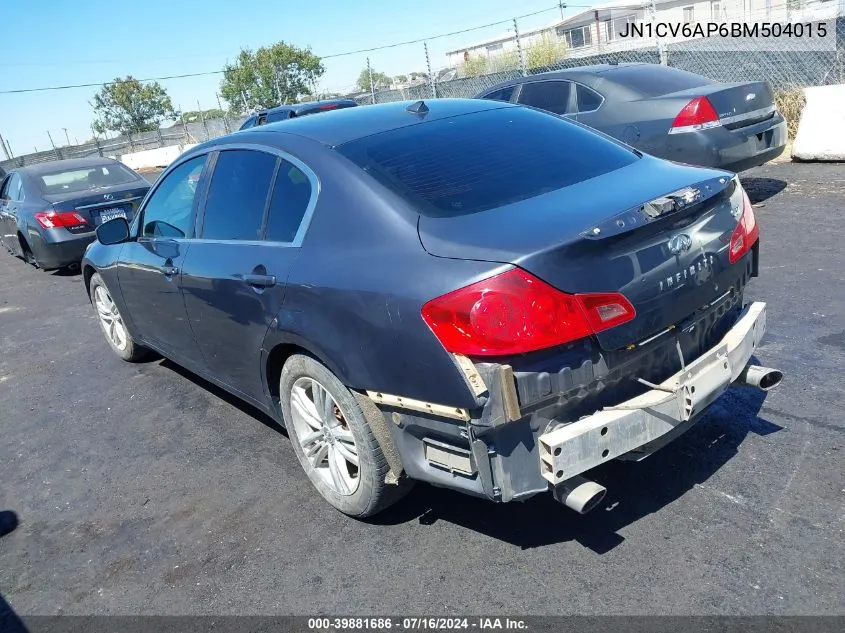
[{"left": 0, "top": 161, "right": 843, "bottom": 615}]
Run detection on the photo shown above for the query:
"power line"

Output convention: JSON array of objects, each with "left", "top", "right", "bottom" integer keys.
[{"left": 0, "top": 3, "right": 582, "bottom": 95}]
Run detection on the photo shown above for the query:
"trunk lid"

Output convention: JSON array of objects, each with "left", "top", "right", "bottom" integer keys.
[
  {"left": 417, "top": 157, "right": 743, "bottom": 351},
  {"left": 45, "top": 183, "right": 150, "bottom": 227},
  {"left": 660, "top": 81, "right": 776, "bottom": 130}
]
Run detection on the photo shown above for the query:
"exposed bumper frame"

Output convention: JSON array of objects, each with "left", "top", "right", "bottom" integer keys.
[{"left": 539, "top": 301, "right": 767, "bottom": 486}]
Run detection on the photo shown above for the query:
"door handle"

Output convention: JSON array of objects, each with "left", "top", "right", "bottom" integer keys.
[
  {"left": 159, "top": 265, "right": 179, "bottom": 276},
  {"left": 243, "top": 273, "right": 276, "bottom": 288}
]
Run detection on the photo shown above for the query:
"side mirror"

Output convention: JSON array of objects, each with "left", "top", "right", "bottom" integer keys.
[{"left": 96, "top": 217, "right": 130, "bottom": 245}]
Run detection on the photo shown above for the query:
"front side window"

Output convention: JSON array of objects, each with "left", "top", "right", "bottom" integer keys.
[
  {"left": 201, "top": 149, "right": 277, "bottom": 241},
  {"left": 264, "top": 160, "right": 313, "bottom": 243},
  {"left": 0, "top": 176, "right": 10, "bottom": 199},
  {"left": 518, "top": 81, "right": 573, "bottom": 115},
  {"left": 4, "top": 174, "right": 23, "bottom": 201},
  {"left": 141, "top": 155, "right": 207, "bottom": 239}
]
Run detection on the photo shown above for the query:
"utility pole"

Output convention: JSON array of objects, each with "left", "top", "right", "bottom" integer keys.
[
  {"left": 649, "top": 0, "right": 668, "bottom": 65},
  {"left": 559, "top": 2, "right": 567, "bottom": 21},
  {"left": 514, "top": 17, "right": 527, "bottom": 77},
  {"left": 366, "top": 57, "right": 376, "bottom": 104}
]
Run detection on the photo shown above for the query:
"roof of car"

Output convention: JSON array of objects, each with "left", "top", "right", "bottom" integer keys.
[
  {"left": 234, "top": 98, "right": 517, "bottom": 147},
  {"left": 17, "top": 156, "right": 122, "bottom": 176},
  {"left": 477, "top": 62, "right": 654, "bottom": 93}
]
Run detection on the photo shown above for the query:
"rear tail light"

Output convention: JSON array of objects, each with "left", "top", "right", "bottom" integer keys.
[
  {"left": 729, "top": 185, "right": 759, "bottom": 264},
  {"left": 669, "top": 96, "right": 721, "bottom": 134},
  {"left": 421, "top": 268, "right": 636, "bottom": 356},
  {"left": 34, "top": 210, "right": 88, "bottom": 229},
  {"left": 318, "top": 103, "right": 339, "bottom": 110}
]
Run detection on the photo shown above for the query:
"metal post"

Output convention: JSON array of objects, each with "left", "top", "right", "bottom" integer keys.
[
  {"left": 649, "top": 0, "right": 668, "bottom": 65},
  {"left": 4, "top": 138, "right": 13, "bottom": 159},
  {"left": 514, "top": 17, "right": 527, "bottom": 76},
  {"left": 47, "top": 130, "right": 60, "bottom": 159},
  {"left": 217, "top": 93, "right": 230, "bottom": 134},
  {"left": 179, "top": 106, "right": 190, "bottom": 143},
  {"left": 156, "top": 128, "right": 164, "bottom": 147},
  {"left": 241, "top": 90, "right": 249, "bottom": 112},
  {"left": 0, "top": 133, "right": 8, "bottom": 161},
  {"left": 128, "top": 132, "right": 135, "bottom": 151},
  {"left": 95, "top": 136, "right": 103, "bottom": 157},
  {"left": 423, "top": 43, "right": 436, "bottom": 99},
  {"left": 367, "top": 57, "right": 376, "bottom": 104},
  {"left": 198, "top": 100, "right": 209, "bottom": 140},
  {"left": 274, "top": 76, "right": 283, "bottom": 107},
  {"left": 62, "top": 127, "right": 71, "bottom": 146}
]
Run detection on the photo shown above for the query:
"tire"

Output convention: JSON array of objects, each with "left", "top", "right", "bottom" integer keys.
[
  {"left": 89, "top": 272, "right": 149, "bottom": 362},
  {"left": 17, "top": 235, "right": 38, "bottom": 268},
  {"left": 280, "top": 354, "right": 411, "bottom": 518}
]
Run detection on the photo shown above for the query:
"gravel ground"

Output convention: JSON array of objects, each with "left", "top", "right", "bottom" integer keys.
[{"left": 0, "top": 161, "right": 843, "bottom": 616}]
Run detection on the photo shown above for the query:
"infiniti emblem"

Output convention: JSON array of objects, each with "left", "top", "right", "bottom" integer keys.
[
  {"left": 668, "top": 233, "right": 693, "bottom": 255},
  {"left": 103, "top": 193, "right": 114, "bottom": 201}
]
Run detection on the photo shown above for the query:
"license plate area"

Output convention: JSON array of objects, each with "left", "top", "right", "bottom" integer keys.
[{"left": 97, "top": 207, "right": 128, "bottom": 225}]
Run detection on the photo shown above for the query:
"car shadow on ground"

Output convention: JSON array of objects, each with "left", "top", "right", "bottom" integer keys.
[
  {"left": 739, "top": 177, "right": 787, "bottom": 204},
  {"left": 0, "top": 594, "right": 27, "bottom": 633},
  {"left": 372, "top": 384, "right": 781, "bottom": 552},
  {"left": 157, "top": 358, "right": 286, "bottom": 437}
]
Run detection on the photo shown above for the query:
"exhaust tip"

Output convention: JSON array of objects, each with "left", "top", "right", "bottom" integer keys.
[
  {"left": 758, "top": 369, "right": 783, "bottom": 391},
  {"left": 554, "top": 476, "right": 607, "bottom": 514},
  {"left": 739, "top": 365, "right": 784, "bottom": 392}
]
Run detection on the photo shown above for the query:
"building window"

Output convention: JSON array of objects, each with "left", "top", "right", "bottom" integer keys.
[
  {"left": 710, "top": 1, "right": 721, "bottom": 20},
  {"left": 683, "top": 6, "right": 695, "bottom": 22},
  {"left": 605, "top": 15, "right": 636, "bottom": 40},
  {"left": 557, "top": 25, "right": 592, "bottom": 48}
]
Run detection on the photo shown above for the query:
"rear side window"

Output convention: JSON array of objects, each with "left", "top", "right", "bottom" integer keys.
[
  {"left": 202, "top": 150, "right": 277, "bottom": 241},
  {"left": 338, "top": 106, "right": 638, "bottom": 218},
  {"left": 482, "top": 86, "right": 516, "bottom": 102},
  {"left": 265, "top": 161, "right": 313, "bottom": 243},
  {"left": 266, "top": 110, "right": 293, "bottom": 124},
  {"left": 576, "top": 84, "right": 603, "bottom": 112},
  {"left": 518, "top": 81, "right": 572, "bottom": 115},
  {"left": 607, "top": 65, "right": 711, "bottom": 97}
]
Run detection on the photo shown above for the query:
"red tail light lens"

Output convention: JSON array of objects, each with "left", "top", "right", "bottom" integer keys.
[
  {"left": 34, "top": 210, "right": 88, "bottom": 229},
  {"left": 729, "top": 188, "right": 759, "bottom": 264},
  {"left": 421, "top": 268, "right": 636, "bottom": 356},
  {"left": 670, "top": 97, "right": 720, "bottom": 133}
]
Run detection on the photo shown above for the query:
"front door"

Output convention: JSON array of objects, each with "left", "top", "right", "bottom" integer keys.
[
  {"left": 181, "top": 148, "right": 315, "bottom": 400},
  {"left": 117, "top": 155, "right": 208, "bottom": 361}
]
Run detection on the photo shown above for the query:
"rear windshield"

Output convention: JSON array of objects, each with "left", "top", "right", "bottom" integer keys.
[
  {"left": 338, "top": 105, "right": 638, "bottom": 217},
  {"left": 38, "top": 163, "right": 138, "bottom": 195},
  {"left": 607, "top": 64, "right": 711, "bottom": 97}
]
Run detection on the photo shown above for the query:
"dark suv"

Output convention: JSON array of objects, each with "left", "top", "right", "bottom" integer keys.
[{"left": 239, "top": 99, "right": 358, "bottom": 130}]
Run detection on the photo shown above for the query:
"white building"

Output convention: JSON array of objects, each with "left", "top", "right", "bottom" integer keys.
[{"left": 445, "top": 0, "right": 841, "bottom": 66}]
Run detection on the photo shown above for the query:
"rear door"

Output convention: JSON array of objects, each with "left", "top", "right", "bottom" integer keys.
[
  {"left": 517, "top": 80, "right": 577, "bottom": 117},
  {"left": 0, "top": 174, "right": 23, "bottom": 253},
  {"left": 180, "top": 147, "right": 316, "bottom": 400},
  {"left": 0, "top": 175, "right": 14, "bottom": 251},
  {"left": 117, "top": 154, "right": 208, "bottom": 361}
]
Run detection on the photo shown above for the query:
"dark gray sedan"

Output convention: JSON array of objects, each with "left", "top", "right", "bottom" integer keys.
[
  {"left": 476, "top": 63, "right": 786, "bottom": 172},
  {"left": 0, "top": 157, "right": 150, "bottom": 270}
]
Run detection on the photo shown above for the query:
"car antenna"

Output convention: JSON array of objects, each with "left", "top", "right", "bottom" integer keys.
[{"left": 406, "top": 100, "right": 429, "bottom": 115}]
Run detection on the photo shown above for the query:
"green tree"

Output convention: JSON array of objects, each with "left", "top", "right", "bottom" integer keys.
[
  {"left": 527, "top": 34, "right": 568, "bottom": 70},
  {"left": 356, "top": 67, "right": 392, "bottom": 92},
  {"left": 409, "top": 71, "right": 429, "bottom": 82},
  {"left": 220, "top": 42, "right": 324, "bottom": 111},
  {"left": 458, "top": 54, "right": 488, "bottom": 78},
  {"left": 181, "top": 108, "right": 226, "bottom": 122},
  {"left": 92, "top": 76, "right": 178, "bottom": 135},
  {"left": 394, "top": 74, "right": 408, "bottom": 84}
]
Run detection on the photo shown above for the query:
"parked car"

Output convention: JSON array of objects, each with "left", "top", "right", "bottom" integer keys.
[
  {"left": 82, "top": 99, "right": 780, "bottom": 518},
  {"left": 475, "top": 63, "right": 787, "bottom": 172},
  {"left": 238, "top": 98, "right": 358, "bottom": 130},
  {"left": 0, "top": 157, "right": 150, "bottom": 270}
]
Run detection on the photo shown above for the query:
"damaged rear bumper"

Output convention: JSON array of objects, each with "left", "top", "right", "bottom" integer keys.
[{"left": 538, "top": 301, "right": 767, "bottom": 486}]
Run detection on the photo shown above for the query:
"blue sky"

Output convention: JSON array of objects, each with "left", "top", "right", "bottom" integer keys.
[{"left": 0, "top": 0, "right": 595, "bottom": 155}]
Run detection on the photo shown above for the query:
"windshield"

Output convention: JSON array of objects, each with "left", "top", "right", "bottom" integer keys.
[
  {"left": 38, "top": 163, "right": 138, "bottom": 195},
  {"left": 338, "top": 106, "right": 639, "bottom": 218}
]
